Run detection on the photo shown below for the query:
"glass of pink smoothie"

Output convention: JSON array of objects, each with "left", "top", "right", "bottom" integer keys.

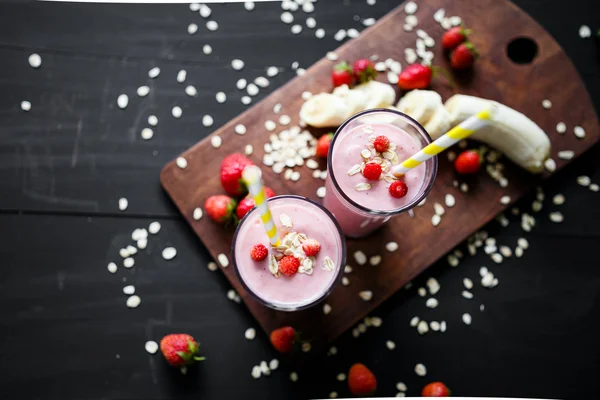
[
  {"left": 324, "top": 109, "right": 438, "bottom": 238},
  {"left": 231, "top": 195, "right": 346, "bottom": 311}
]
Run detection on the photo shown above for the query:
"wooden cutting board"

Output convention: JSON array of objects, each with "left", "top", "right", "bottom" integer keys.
[{"left": 160, "top": 0, "right": 599, "bottom": 350}]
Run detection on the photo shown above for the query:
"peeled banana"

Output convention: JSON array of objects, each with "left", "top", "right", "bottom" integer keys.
[
  {"left": 395, "top": 91, "right": 551, "bottom": 173},
  {"left": 299, "top": 81, "right": 396, "bottom": 128},
  {"left": 443, "top": 95, "right": 550, "bottom": 173}
]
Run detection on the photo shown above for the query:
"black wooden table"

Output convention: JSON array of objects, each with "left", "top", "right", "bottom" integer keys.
[{"left": 0, "top": 1, "right": 599, "bottom": 399}]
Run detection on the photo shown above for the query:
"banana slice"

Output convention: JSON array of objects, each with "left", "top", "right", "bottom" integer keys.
[
  {"left": 299, "top": 92, "right": 352, "bottom": 127},
  {"left": 299, "top": 81, "right": 396, "bottom": 128},
  {"left": 424, "top": 105, "right": 452, "bottom": 139},
  {"left": 396, "top": 90, "right": 443, "bottom": 126},
  {"left": 445, "top": 94, "right": 551, "bottom": 173},
  {"left": 352, "top": 80, "right": 396, "bottom": 109}
]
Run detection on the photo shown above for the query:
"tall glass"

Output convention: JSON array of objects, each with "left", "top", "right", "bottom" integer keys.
[
  {"left": 324, "top": 109, "right": 438, "bottom": 238},
  {"left": 231, "top": 195, "right": 346, "bottom": 312}
]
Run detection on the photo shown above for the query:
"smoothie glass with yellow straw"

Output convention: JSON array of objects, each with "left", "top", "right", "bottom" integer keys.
[{"left": 232, "top": 166, "right": 346, "bottom": 311}]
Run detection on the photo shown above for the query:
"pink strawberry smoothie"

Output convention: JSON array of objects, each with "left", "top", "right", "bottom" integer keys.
[
  {"left": 233, "top": 196, "right": 345, "bottom": 311},
  {"left": 324, "top": 122, "right": 430, "bottom": 237}
]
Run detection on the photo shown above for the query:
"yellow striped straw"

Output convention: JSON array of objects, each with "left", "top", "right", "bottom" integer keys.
[
  {"left": 241, "top": 165, "right": 281, "bottom": 247},
  {"left": 392, "top": 104, "right": 498, "bottom": 177}
]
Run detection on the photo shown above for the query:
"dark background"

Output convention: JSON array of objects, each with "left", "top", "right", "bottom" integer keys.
[{"left": 0, "top": 0, "right": 599, "bottom": 399}]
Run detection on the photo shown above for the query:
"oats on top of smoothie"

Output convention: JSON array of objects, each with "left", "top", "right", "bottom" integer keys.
[
  {"left": 249, "top": 215, "right": 333, "bottom": 279},
  {"left": 349, "top": 130, "right": 408, "bottom": 197}
]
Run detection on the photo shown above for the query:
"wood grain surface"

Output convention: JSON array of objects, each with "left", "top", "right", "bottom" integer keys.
[{"left": 160, "top": 0, "right": 599, "bottom": 350}]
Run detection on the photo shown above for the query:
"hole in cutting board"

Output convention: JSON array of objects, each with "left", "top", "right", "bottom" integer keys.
[{"left": 506, "top": 37, "right": 539, "bottom": 64}]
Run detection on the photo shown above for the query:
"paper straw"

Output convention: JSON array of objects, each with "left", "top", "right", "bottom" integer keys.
[
  {"left": 241, "top": 165, "right": 280, "bottom": 247},
  {"left": 392, "top": 104, "right": 498, "bottom": 177}
]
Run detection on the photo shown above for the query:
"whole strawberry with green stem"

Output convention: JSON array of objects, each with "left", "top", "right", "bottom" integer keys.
[
  {"left": 220, "top": 153, "right": 254, "bottom": 196},
  {"left": 451, "top": 42, "right": 479, "bottom": 69},
  {"left": 442, "top": 26, "right": 473, "bottom": 51},
  {"left": 398, "top": 64, "right": 454, "bottom": 90},
  {"left": 353, "top": 58, "right": 377, "bottom": 84},
  {"left": 332, "top": 61, "right": 355, "bottom": 88},
  {"left": 160, "top": 334, "right": 205, "bottom": 372},
  {"left": 205, "top": 195, "right": 237, "bottom": 224}
]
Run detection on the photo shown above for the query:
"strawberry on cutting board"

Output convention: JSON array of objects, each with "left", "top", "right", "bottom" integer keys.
[
  {"left": 332, "top": 61, "right": 355, "bottom": 88},
  {"left": 442, "top": 26, "right": 472, "bottom": 51},
  {"left": 220, "top": 153, "right": 254, "bottom": 196},
  {"left": 316, "top": 133, "right": 334, "bottom": 158},
  {"left": 450, "top": 42, "right": 479, "bottom": 69},
  {"left": 205, "top": 195, "right": 237, "bottom": 224},
  {"left": 454, "top": 150, "right": 481, "bottom": 174},
  {"left": 348, "top": 363, "right": 377, "bottom": 396},
  {"left": 352, "top": 58, "right": 377, "bottom": 84},
  {"left": 160, "top": 334, "right": 205, "bottom": 369},
  {"left": 236, "top": 186, "right": 276, "bottom": 220}
]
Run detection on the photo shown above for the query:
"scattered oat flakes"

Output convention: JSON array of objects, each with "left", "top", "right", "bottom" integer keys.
[
  {"left": 414, "top": 363, "right": 426, "bottom": 376},
  {"left": 323, "top": 303, "right": 332, "bottom": 315},
  {"left": 107, "top": 262, "right": 118, "bottom": 274},
  {"left": 425, "top": 298, "right": 438, "bottom": 308},
  {"left": 172, "top": 106, "right": 183, "bottom": 118},
  {"left": 126, "top": 295, "right": 141, "bottom": 308},
  {"left": 231, "top": 59, "right": 245, "bottom": 71},
  {"left": 218, "top": 253, "right": 229, "bottom": 267},
  {"left": 579, "top": 25, "right": 592, "bottom": 38},
  {"left": 118, "top": 197, "right": 128, "bottom": 211},
  {"left": 145, "top": 341, "right": 158, "bottom": 354},
  {"left": 542, "top": 99, "right": 552, "bottom": 109},
  {"left": 462, "top": 313, "right": 472, "bottom": 325},
  {"left": 176, "top": 157, "right": 188, "bottom": 169},
  {"left": 148, "top": 67, "right": 160, "bottom": 78},
  {"left": 211, "top": 135, "right": 222, "bottom": 148},
  {"left": 359, "top": 290, "right": 373, "bottom": 301},
  {"left": 574, "top": 126, "right": 586, "bottom": 139},
  {"left": 140, "top": 128, "right": 154, "bottom": 140},
  {"left": 549, "top": 212, "right": 564, "bottom": 223},
  {"left": 245, "top": 328, "right": 256, "bottom": 340}
]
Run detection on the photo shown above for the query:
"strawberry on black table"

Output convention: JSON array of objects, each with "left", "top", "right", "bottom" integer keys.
[{"left": 220, "top": 153, "right": 254, "bottom": 197}]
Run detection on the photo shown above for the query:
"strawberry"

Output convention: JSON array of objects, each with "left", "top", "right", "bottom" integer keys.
[
  {"left": 454, "top": 150, "right": 481, "bottom": 174},
  {"left": 398, "top": 64, "right": 454, "bottom": 90},
  {"left": 389, "top": 181, "right": 408, "bottom": 198},
  {"left": 362, "top": 162, "right": 382, "bottom": 180},
  {"left": 220, "top": 153, "right": 254, "bottom": 196},
  {"left": 353, "top": 59, "right": 377, "bottom": 84},
  {"left": 270, "top": 326, "right": 297, "bottom": 353},
  {"left": 236, "top": 187, "right": 276, "bottom": 220},
  {"left": 250, "top": 244, "right": 268, "bottom": 261},
  {"left": 205, "top": 195, "right": 237, "bottom": 224},
  {"left": 316, "top": 133, "right": 334, "bottom": 158},
  {"left": 160, "top": 334, "right": 205, "bottom": 367},
  {"left": 373, "top": 135, "right": 390, "bottom": 153},
  {"left": 332, "top": 61, "right": 355, "bottom": 87},
  {"left": 398, "top": 64, "right": 432, "bottom": 90},
  {"left": 442, "top": 26, "right": 472, "bottom": 51},
  {"left": 302, "top": 239, "right": 321, "bottom": 256},
  {"left": 348, "top": 363, "right": 377, "bottom": 396},
  {"left": 279, "top": 256, "right": 299, "bottom": 276},
  {"left": 422, "top": 382, "right": 451, "bottom": 397},
  {"left": 450, "top": 42, "right": 478, "bottom": 69}
]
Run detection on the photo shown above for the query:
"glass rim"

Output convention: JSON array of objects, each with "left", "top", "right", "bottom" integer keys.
[
  {"left": 230, "top": 194, "right": 347, "bottom": 312},
  {"left": 326, "top": 108, "right": 439, "bottom": 216}
]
